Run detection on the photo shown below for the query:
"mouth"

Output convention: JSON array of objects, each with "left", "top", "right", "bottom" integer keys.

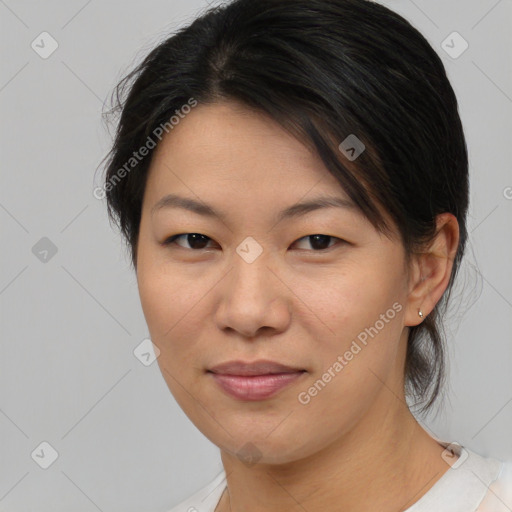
[
  {"left": 207, "top": 359, "right": 307, "bottom": 401},
  {"left": 207, "top": 359, "right": 307, "bottom": 376}
]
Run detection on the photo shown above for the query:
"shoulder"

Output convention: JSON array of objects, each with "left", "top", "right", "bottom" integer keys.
[
  {"left": 404, "top": 442, "right": 511, "bottom": 512},
  {"left": 166, "top": 470, "right": 227, "bottom": 512},
  {"left": 477, "top": 458, "right": 512, "bottom": 511}
]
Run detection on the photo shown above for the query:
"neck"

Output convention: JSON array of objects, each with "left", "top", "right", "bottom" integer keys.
[{"left": 216, "top": 393, "right": 451, "bottom": 512}]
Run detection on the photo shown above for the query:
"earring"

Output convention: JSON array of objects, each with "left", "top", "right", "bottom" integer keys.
[{"left": 418, "top": 310, "right": 424, "bottom": 318}]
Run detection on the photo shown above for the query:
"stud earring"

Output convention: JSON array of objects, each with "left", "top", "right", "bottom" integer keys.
[{"left": 418, "top": 310, "right": 424, "bottom": 318}]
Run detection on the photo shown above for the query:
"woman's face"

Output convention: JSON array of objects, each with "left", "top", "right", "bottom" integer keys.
[{"left": 136, "top": 100, "right": 414, "bottom": 464}]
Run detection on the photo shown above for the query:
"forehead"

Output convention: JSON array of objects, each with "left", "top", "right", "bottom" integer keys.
[{"left": 145, "top": 101, "right": 349, "bottom": 203}]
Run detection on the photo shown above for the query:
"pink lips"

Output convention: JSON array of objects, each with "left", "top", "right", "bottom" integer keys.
[{"left": 207, "top": 359, "right": 306, "bottom": 401}]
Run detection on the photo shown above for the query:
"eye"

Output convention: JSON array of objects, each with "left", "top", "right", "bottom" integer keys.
[
  {"left": 291, "top": 234, "right": 343, "bottom": 251},
  {"left": 162, "top": 233, "right": 344, "bottom": 252},
  {"left": 162, "top": 233, "right": 216, "bottom": 250}
]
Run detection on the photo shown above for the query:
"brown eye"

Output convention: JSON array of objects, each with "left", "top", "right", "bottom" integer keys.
[
  {"left": 292, "top": 234, "right": 343, "bottom": 251},
  {"left": 163, "top": 233, "right": 215, "bottom": 250},
  {"left": 162, "top": 233, "right": 345, "bottom": 252}
]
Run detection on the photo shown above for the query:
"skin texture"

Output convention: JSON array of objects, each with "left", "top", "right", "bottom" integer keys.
[{"left": 136, "top": 101, "right": 460, "bottom": 512}]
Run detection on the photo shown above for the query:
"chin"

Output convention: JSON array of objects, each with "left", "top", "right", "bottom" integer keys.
[{"left": 212, "top": 428, "right": 318, "bottom": 467}]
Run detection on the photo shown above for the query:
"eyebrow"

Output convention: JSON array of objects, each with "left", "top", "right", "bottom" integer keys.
[{"left": 151, "top": 193, "right": 359, "bottom": 224}]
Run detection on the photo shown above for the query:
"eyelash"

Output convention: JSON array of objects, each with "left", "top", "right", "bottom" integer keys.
[{"left": 161, "top": 233, "right": 346, "bottom": 252}]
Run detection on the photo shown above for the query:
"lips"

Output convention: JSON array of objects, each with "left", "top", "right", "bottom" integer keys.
[
  {"left": 208, "top": 359, "right": 306, "bottom": 376},
  {"left": 207, "top": 359, "right": 307, "bottom": 401}
]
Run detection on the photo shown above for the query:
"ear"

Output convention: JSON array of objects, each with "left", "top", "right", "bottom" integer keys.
[{"left": 404, "top": 213, "right": 460, "bottom": 327}]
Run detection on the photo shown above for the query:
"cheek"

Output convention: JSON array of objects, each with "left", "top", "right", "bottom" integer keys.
[
  {"left": 306, "top": 269, "right": 407, "bottom": 398},
  {"left": 137, "top": 270, "right": 206, "bottom": 410},
  {"left": 305, "top": 264, "right": 405, "bottom": 343},
  {"left": 137, "top": 249, "right": 197, "bottom": 330},
  {"left": 136, "top": 263, "right": 207, "bottom": 372},
  {"left": 292, "top": 313, "right": 405, "bottom": 452}
]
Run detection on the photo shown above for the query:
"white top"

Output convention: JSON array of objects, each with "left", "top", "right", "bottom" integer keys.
[{"left": 166, "top": 442, "right": 512, "bottom": 512}]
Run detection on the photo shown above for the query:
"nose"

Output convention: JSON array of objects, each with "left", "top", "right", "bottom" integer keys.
[{"left": 213, "top": 255, "right": 292, "bottom": 339}]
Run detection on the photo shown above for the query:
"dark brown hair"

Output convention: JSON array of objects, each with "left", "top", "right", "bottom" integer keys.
[{"left": 99, "top": 0, "right": 469, "bottom": 414}]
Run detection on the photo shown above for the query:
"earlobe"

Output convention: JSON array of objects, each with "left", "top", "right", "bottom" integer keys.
[
  {"left": 404, "top": 213, "right": 460, "bottom": 327},
  {"left": 404, "top": 253, "right": 431, "bottom": 327}
]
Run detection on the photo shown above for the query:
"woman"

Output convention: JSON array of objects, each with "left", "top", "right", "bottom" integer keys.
[{"left": 100, "top": 0, "right": 512, "bottom": 510}]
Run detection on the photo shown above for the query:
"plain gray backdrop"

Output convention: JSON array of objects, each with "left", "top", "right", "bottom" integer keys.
[{"left": 1, "top": 0, "right": 511, "bottom": 510}]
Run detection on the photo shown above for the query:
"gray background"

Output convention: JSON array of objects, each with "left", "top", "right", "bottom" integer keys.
[{"left": 1, "top": 0, "right": 511, "bottom": 510}]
